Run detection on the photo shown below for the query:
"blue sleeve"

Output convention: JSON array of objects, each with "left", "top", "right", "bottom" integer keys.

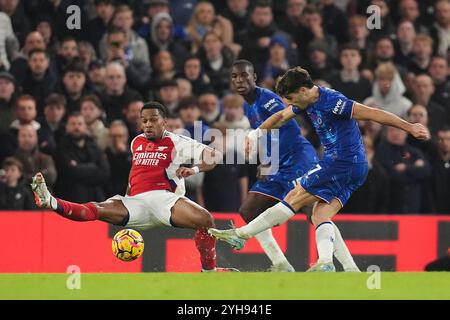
[
  {"left": 291, "top": 105, "right": 302, "bottom": 115},
  {"left": 328, "top": 91, "right": 355, "bottom": 119},
  {"left": 261, "top": 94, "right": 285, "bottom": 115}
]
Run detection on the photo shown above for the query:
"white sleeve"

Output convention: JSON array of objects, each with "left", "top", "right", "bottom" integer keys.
[{"left": 173, "top": 134, "right": 209, "bottom": 165}]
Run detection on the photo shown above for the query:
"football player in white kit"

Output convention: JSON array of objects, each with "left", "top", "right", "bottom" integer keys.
[{"left": 31, "top": 101, "right": 241, "bottom": 272}]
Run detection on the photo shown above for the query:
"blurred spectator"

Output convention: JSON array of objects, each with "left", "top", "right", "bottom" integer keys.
[
  {"left": 176, "top": 77, "right": 193, "bottom": 99},
  {"left": 278, "top": 0, "right": 307, "bottom": 38},
  {"left": 135, "top": 0, "right": 171, "bottom": 39},
  {"left": 104, "top": 120, "right": 132, "bottom": 198},
  {"left": 376, "top": 126, "right": 431, "bottom": 213},
  {"left": 147, "top": 12, "right": 189, "bottom": 70},
  {"left": 427, "top": 126, "right": 450, "bottom": 213},
  {"left": 328, "top": 43, "right": 372, "bottom": 102},
  {"left": 78, "top": 41, "right": 97, "bottom": 71},
  {"left": 59, "top": 61, "right": 90, "bottom": 114},
  {"left": 203, "top": 128, "right": 249, "bottom": 212},
  {"left": 307, "top": 39, "right": 336, "bottom": 81},
  {"left": 408, "top": 34, "right": 434, "bottom": 75},
  {"left": 38, "top": 93, "right": 66, "bottom": 155},
  {"left": 348, "top": 15, "right": 372, "bottom": 64},
  {"left": 319, "top": 0, "right": 350, "bottom": 44},
  {"left": 343, "top": 137, "right": 389, "bottom": 213},
  {"left": 21, "top": 48, "right": 58, "bottom": 113},
  {"left": 87, "top": 60, "right": 106, "bottom": 94},
  {"left": 104, "top": 27, "right": 151, "bottom": 93},
  {"left": 222, "top": 0, "right": 251, "bottom": 42},
  {"left": 10, "top": 94, "right": 40, "bottom": 134},
  {"left": 394, "top": 20, "right": 416, "bottom": 69},
  {"left": 35, "top": 15, "right": 57, "bottom": 56},
  {"left": 0, "top": 11, "right": 18, "bottom": 71},
  {"left": 366, "top": 36, "right": 396, "bottom": 73},
  {"left": 54, "top": 112, "right": 110, "bottom": 203},
  {"left": 151, "top": 50, "right": 177, "bottom": 83},
  {"left": 199, "top": 31, "right": 235, "bottom": 96},
  {"left": 88, "top": 0, "right": 116, "bottom": 54},
  {"left": 80, "top": 94, "right": 109, "bottom": 151},
  {"left": 199, "top": 92, "right": 222, "bottom": 126},
  {"left": 0, "top": 157, "right": 36, "bottom": 210},
  {"left": 10, "top": 31, "right": 46, "bottom": 86},
  {"left": 14, "top": 124, "right": 57, "bottom": 186},
  {"left": 99, "top": 62, "right": 142, "bottom": 123},
  {"left": 157, "top": 79, "right": 180, "bottom": 113},
  {"left": 166, "top": 113, "right": 184, "bottom": 133},
  {"left": 0, "top": 0, "right": 31, "bottom": 47},
  {"left": 428, "top": 56, "right": 450, "bottom": 111},
  {"left": 182, "top": 55, "right": 212, "bottom": 96},
  {"left": 122, "top": 99, "right": 143, "bottom": 141},
  {"left": 0, "top": 71, "right": 16, "bottom": 132},
  {"left": 412, "top": 74, "right": 446, "bottom": 133},
  {"left": 238, "top": 1, "right": 294, "bottom": 78},
  {"left": 186, "top": 1, "right": 234, "bottom": 54},
  {"left": 430, "top": 0, "right": 450, "bottom": 57},
  {"left": 261, "top": 35, "right": 291, "bottom": 90},
  {"left": 364, "top": 62, "right": 412, "bottom": 118},
  {"left": 299, "top": 5, "right": 338, "bottom": 62},
  {"left": 55, "top": 36, "right": 79, "bottom": 76},
  {"left": 397, "top": 0, "right": 428, "bottom": 34},
  {"left": 406, "top": 104, "right": 436, "bottom": 157},
  {"left": 218, "top": 94, "right": 250, "bottom": 130},
  {"left": 99, "top": 4, "right": 150, "bottom": 67},
  {"left": 177, "top": 95, "right": 210, "bottom": 142}
]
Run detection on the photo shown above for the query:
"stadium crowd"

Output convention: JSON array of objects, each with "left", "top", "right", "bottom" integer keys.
[{"left": 0, "top": 0, "right": 449, "bottom": 214}]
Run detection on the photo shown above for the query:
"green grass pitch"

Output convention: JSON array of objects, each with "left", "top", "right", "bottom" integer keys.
[{"left": 0, "top": 273, "right": 449, "bottom": 300}]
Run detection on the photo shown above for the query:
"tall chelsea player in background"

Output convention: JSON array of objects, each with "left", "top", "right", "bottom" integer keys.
[
  {"left": 210, "top": 66, "right": 430, "bottom": 271},
  {"left": 230, "top": 60, "right": 360, "bottom": 272}
]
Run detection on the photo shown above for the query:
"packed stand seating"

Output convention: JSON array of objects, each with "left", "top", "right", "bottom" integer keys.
[{"left": 0, "top": 0, "right": 448, "bottom": 214}]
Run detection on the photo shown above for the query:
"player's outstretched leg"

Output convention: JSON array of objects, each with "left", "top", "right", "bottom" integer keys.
[
  {"left": 31, "top": 172, "right": 99, "bottom": 221},
  {"left": 209, "top": 186, "right": 317, "bottom": 246},
  {"left": 240, "top": 193, "right": 294, "bottom": 272},
  {"left": 170, "top": 198, "right": 239, "bottom": 272},
  {"left": 31, "top": 172, "right": 129, "bottom": 225}
]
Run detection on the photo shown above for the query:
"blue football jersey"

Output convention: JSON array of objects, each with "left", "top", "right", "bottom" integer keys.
[
  {"left": 293, "top": 87, "right": 366, "bottom": 163},
  {"left": 244, "top": 87, "right": 317, "bottom": 173}
]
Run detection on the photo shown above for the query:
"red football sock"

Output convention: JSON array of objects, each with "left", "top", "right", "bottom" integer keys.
[
  {"left": 55, "top": 199, "right": 99, "bottom": 222},
  {"left": 194, "top": 228, "right": 217, "bottom": 271}
]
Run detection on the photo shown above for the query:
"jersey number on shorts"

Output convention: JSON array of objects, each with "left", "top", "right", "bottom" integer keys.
[{"left": 291, "top": 164, "right": 322, "bottom": 187}]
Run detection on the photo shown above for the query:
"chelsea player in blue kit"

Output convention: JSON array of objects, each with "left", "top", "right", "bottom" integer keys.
[
  {"left": 210, "top": 66, "right": 430, "bottom": 271},
  {"left": 229, "top": 60, "right": 360, "bottom": 272}
]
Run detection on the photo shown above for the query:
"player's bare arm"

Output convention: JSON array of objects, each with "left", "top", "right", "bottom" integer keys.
[
  {"left": 176, "top": 148, "right": 223, "bottom": 178},
  {"left": 351, "top": 102, "right": 431, "bottom": 140}
]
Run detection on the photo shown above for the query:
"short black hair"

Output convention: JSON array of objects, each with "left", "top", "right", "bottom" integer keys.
[
  {"left": 141, "top": 101, "right": 168, "bottom": 118},
  {"left": 63, "top": 60, "right": 86, "bottom": 75},
  {"left": 276, "top": 67, "right": 314, "bottom": 97},
  {"left": 232, "top": 59, "right": 255, "bottom": 73},
  {"left": 339, "top": 42, "right": 360, "bottom": 54},
  {"left": 437, "top": 125, "right": 450, "bottom": 133},
  {"left": 29, "top": 48, "right": 49, "bottom": 59}
]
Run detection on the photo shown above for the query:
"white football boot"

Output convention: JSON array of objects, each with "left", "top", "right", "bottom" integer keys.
[{"left": 30, "top": 173, "right": 55, "bottom": 209}]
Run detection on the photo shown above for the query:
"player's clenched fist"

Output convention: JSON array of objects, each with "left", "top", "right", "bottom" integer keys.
[
  {"left": 176, "top": 167, "right": 197, "bottom": 178},
  {"left": 409, "top": 123, "right": 431, "bottom": 141}
]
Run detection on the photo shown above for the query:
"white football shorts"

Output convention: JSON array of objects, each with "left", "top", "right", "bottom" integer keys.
[{"left": 108, "top": 190, "right": 187, "bottom": 230}]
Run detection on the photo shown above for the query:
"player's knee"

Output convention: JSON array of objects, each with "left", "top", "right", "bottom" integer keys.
[
  {"left": 311, "top": 212, "right": 329, "bottom": 226},
  {"left": 196, "top": 209, "right": 214, "bottom": 229}
]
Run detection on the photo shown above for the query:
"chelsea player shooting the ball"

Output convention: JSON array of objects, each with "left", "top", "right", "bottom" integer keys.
[
  {"left": 230, "top": 60, "right": 360, "bottom": 272},
  {"left": 210, "top": 66, "right": 430, "bottom": 271}
]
